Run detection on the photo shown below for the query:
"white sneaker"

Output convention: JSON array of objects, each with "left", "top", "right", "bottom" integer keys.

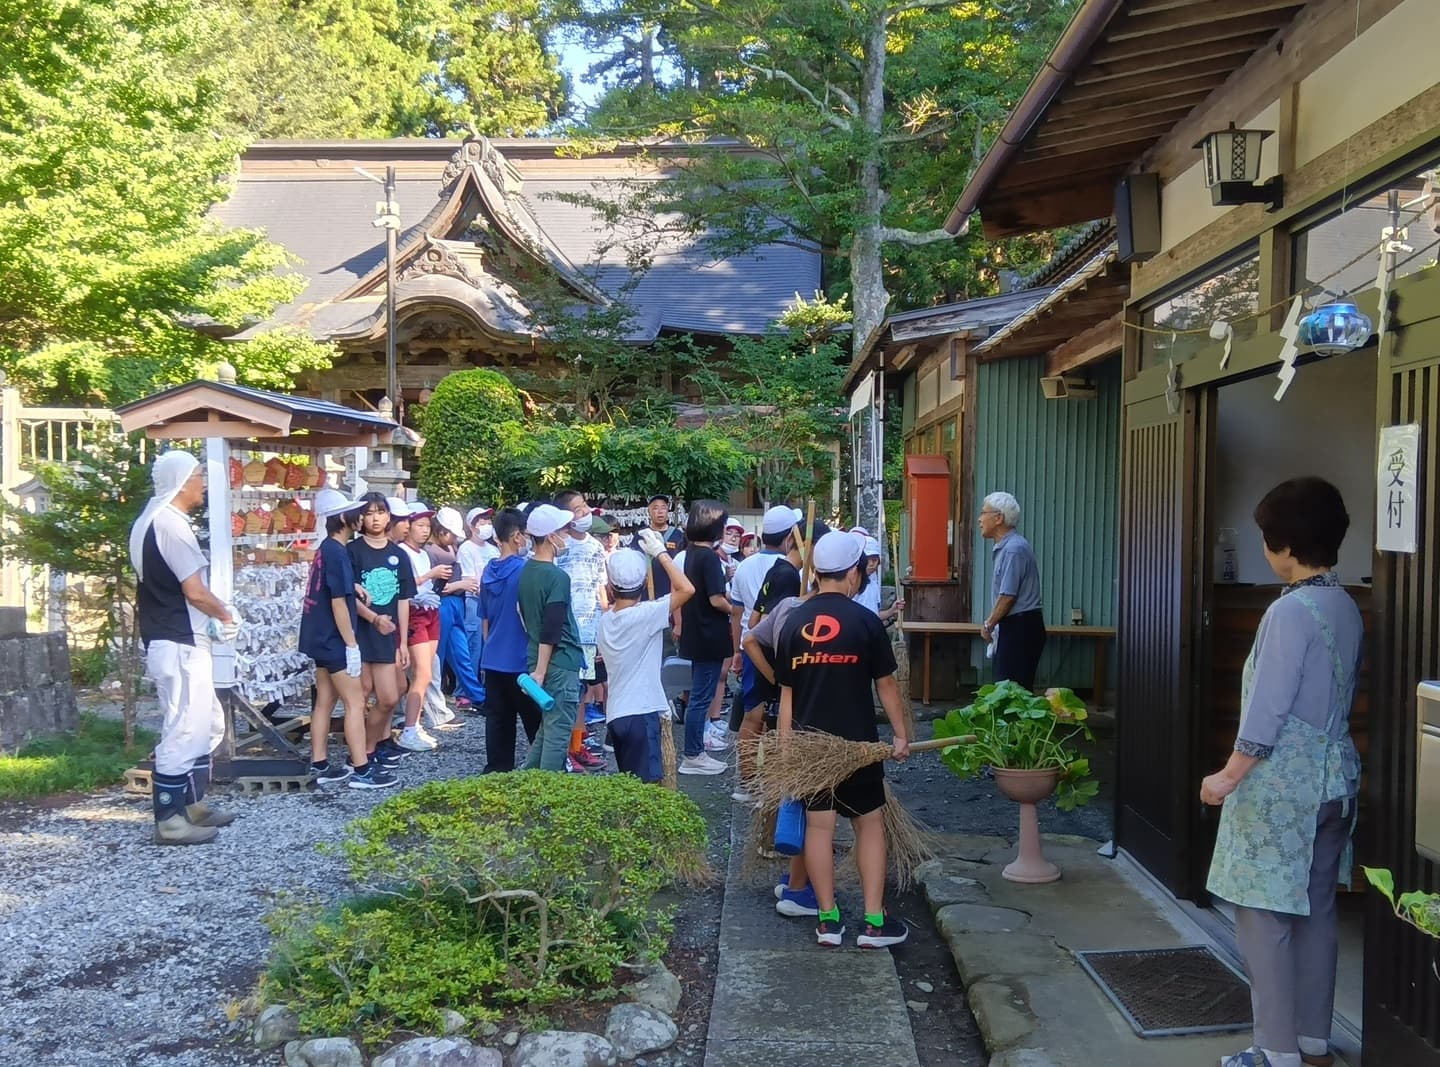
[
  {"left": 678, "top": 753, "right": 727, "bottom": 776},
  {"left": 730, "top": 788, "right": 754, "bottom": 803},
  {"left": 415, "top": 723, "right": 439, "bottom": 746},
  {"left": 397, "top": 726, "right": 437, "bottom": 752},
  {"left": 704, "top": 722, "right": 732, "bottom": 751}
]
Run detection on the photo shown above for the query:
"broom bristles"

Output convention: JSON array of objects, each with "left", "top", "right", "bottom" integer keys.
[
  {"left": 738, "top": 732, "right": 898, "bottom": 809},
  {"left": 660, "top": 715, "right": 678, "bottom": 789}
]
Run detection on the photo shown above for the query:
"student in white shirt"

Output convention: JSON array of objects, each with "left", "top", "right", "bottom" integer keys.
[{"left": 595, "top": 532, "right": 694, "bottom": 782}]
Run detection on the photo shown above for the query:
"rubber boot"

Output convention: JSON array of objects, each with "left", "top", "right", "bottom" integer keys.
[
  {"left": 153, "top": 772, "right": 217, "bottom": 846},
  {"left": 183, "top": 757, "right": 235, "bottom": 828}
]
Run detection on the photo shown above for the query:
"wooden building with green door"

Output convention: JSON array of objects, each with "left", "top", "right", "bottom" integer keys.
[{"left": 945, "top": 0, "right": 1440, "bottom": 1061}]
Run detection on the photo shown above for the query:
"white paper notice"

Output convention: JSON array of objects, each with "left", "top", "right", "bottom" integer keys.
[{"left": 1377, "top": 423, "right": 1420, "bottom": 554}]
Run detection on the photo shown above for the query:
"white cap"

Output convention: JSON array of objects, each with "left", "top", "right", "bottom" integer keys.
[
  {"left": 526, "top": 503, "right": 572, "bottom": 538},
  {"left": 385, "top": 496, "right": 414, "bottom": 518},
  {"left": 606, "top": 549, "right": 649, "bottom": 592},
  {"left": 435, "top": 506, "right": 466, "bottom": 539},
  {"left": 314, "top": 488, "right": 361, "bottom": 518},
  {"left": 849, "top": 526, "right": 870, "bottom": 538},
  {"left": 791, "top": 507, "right": 805, "bottom": 523},
  {"left": 864, "top": 536, "right": 882, "bottom": 557},
  {"left": 761, "top": 505, "right": 798, "bottom": 535},
  {"left": 812, "top": 529, "right": 863, "bottom": 574},
  {"left": 467, "top": 505, "right": 494, "bottom": 526},
  {"left": 849, "top": 528, "right": 868, "bottom": 545}
]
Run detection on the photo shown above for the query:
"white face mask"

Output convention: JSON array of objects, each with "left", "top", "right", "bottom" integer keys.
[
  {"left": 475, "top": 523, "right": 494, "bottom": 541},
  {"left": 572, "top": 513, "right": 593, "bottom": 534}
]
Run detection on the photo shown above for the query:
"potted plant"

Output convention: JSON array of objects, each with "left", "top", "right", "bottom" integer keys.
[
  {"left": 1362, "top": 866, "right": 1440, "bottom": 978},
  {"left": 932, "top": 681, "right": 1100, "bottom": 883}
]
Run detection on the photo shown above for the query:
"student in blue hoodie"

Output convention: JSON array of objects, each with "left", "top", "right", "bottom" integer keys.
[{"left": 479, "top": 508, "right": 539, "bottom": 771}]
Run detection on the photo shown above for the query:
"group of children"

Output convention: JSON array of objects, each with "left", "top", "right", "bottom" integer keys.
[{"left": 296, "top": 488, "right": 914, "bottom": 949}]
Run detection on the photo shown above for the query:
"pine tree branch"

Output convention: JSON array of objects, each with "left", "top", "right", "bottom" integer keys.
[
  {"left": 877, "top": 225, "right": 957, "bottom": 247},
  {"left": 885, "top": 0, "right": 964, "bottom": 17},
  {"left": 794, "top": 59, "right": 861, "bottom": 118},
  {"left": 881, "top": 119, "right": 956, "bottom": 145},
  {"left": 739, "top": 60, "right": 851, "bottom": 131}
]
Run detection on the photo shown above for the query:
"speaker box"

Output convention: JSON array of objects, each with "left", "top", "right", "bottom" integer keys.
[{"left": 1116, "top": 173, "right": 1161, "bottom": 263}]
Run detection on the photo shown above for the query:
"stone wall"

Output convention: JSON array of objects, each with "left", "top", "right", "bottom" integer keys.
[{"left": 0, "top": 633, "right": 78, "bottom": 750}]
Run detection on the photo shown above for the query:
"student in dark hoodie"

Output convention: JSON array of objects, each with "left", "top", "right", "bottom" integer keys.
[{"left": 479, "top": 508, "right": 539, "bottom": 772}]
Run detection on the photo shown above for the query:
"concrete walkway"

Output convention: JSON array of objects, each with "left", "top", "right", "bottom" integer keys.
[
  {"left": 916, "top": 832, "right": 1358, "bottom": 1067},
  {"left": 703, "top": 805, "right": 921, "bottom": 1067}
]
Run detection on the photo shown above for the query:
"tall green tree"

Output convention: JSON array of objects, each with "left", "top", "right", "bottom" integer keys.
[
  {"left": 568, "top": 0, "right": 1077, "bottom": 352},
  {"left": 0, "top": 0, "right": 336, "bottom": 404},
  {"left": 197, "top": 0, "right": 574, "bottom": 139}
]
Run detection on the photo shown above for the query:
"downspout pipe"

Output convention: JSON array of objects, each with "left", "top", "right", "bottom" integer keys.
[{"left": 943, "top": 0, "right": 1127, "bottom": 235}]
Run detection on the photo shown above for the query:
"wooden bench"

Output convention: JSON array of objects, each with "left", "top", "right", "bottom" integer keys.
[{"left": 899, "top": 620, "right": 1117, "bottom": 705}]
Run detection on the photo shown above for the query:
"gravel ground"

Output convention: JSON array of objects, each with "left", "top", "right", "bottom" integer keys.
[{"left": 0, "top": 696, "right": 733, "bottom": 1067}]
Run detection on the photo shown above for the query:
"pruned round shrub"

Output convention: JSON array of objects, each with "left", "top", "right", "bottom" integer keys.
[
  {"left": 263, "top": 771, "right": 711, "bottom": 1044},
  {"left": 415, "top": 369, "right": 526, "bottom": 505}
]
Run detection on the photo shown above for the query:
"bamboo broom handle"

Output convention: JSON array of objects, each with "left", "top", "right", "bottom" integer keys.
[
  {"left": 801, "top": 498, "right": 816, "bottom": 591},
  {"left": 903, "top": 734, "right": 977, "bottom": 753}
]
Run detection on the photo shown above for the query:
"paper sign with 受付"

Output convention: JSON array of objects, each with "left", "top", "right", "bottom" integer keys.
[{"left": 1377, "top": 423, "right": 1420, "bottom": 553}]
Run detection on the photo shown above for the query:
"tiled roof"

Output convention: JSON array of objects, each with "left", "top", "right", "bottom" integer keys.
[{"left": 214, "top": 143, "right": 820, "bottom": 341}]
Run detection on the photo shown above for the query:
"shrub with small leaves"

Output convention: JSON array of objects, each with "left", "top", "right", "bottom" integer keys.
[{"left": 262, "top": 771, "right": 711, "bottom": 1045}]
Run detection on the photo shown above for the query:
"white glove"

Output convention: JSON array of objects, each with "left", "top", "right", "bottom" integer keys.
[
  {"left": 636, "top": 527, "right": 666, "bottom": 559},
  {"left": 207, "top": 607, "right": 242, "bottom": 644},
  {"left": 345, "top": 644, "right": 362, "bottom": 678}
]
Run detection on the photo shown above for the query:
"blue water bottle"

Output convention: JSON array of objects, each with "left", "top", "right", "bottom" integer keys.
[
  {"left": 774, "top": 798, "right": 807, "bottom": 856},
  {"left": 517, "top": 673, "right": 556, "bottom": 712}
]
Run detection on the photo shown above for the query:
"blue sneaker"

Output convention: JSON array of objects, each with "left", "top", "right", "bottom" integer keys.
[
  {"left": 776, "top": 884, "right": 819, "bottom": 917},
  {"left": 584, "top": 702, "right": 605, "bottom": 725},
  {"left": 773, "top": 873, "right": 790, "bottom": 900}
]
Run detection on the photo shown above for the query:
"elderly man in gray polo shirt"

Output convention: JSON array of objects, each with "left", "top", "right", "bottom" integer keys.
[{"left": 979, "top": 491, "right": 1046, "bottom": 690}]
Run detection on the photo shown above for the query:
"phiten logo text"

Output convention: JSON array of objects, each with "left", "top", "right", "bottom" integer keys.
[{"left": 792, "top": 614, "right": 859, "bottom": 668}]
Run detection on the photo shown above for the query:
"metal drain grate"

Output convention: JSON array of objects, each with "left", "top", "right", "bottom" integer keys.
[{"left": 1075, "top": 946, "right": 1252, "bottom": 1037}]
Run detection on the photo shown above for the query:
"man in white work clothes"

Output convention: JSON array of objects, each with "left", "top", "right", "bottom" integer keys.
[{"left": 129, "top": 451, "right": 240, "bottom": 845}]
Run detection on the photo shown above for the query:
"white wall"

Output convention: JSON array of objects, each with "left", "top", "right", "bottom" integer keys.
[{"left": 1214, "top": 353, "right": 1376, "bottom": 585}]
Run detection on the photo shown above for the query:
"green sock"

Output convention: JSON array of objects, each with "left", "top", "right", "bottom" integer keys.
[
  {"left": 818, "top": 906, "right": 840, "bottom": 923},
  {"left": 864, "top": 911, "right": 885, "bottom": 928}
]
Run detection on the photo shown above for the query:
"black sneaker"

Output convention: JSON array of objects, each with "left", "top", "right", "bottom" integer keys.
[
  {"left": 312, "top": 761, "right": 351, "bottom": 785},
  {"left": 815, "top": 918, "right": 845, "bottom": 947},
  {"left": 372, "top": 748, "right": 403, "bottom": 770},
  {"left": 857, "top": 914, "right": 909, "bottom": 949},
  {"left": 348, "top": 763, "right": 399, "bottom": 790}
]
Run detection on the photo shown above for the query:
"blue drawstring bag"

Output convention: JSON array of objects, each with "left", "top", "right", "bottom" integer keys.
[{"left": 774, "top": 798, "right": 806, "bottom": 856}]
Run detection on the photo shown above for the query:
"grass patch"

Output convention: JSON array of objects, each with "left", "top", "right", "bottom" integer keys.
[{"left": 0, "top": 714, "right": 155, "bottom": 798}]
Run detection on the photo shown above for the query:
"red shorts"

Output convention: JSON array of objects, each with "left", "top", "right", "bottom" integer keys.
[{"left": 407, "top": 605, "right": 440, "bottom": 645}]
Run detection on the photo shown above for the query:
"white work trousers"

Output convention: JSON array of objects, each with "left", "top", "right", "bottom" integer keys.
[{"left": 147, "top": 638, "right": 225, "bottom": 775}]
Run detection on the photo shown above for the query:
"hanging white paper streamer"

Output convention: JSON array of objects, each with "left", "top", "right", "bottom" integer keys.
[
  {"left": 1273, "top": 296, "right": 1305, "bottom": 401},
  {"left": 1210, "top": 320, "right": 1235, "bottom": 368}
]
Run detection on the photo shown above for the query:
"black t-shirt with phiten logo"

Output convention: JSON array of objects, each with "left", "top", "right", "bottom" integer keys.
[{"left": 775, "top": 592, "right": 896, "bottom": 745}]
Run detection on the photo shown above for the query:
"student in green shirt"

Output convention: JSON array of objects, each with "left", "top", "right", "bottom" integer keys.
[{"left": 517, "top": 504, "right": 585, "bottom": 771}]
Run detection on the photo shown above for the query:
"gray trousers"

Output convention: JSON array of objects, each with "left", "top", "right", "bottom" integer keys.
[{"left": 1234, "top": 798, "right": 1348, "bottom": 1054}]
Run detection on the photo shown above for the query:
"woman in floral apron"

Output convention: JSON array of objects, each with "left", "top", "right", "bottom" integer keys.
[{"left": 1202, "top": 477, "right": 1363, "bottom": 1067}]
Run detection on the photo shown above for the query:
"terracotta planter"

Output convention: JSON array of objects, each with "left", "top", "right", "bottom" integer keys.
[{"left": 993, "top": 767, "right": 1062, "bottom": 884}]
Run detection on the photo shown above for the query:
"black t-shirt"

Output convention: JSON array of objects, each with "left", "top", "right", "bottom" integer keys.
[
  {"left": 755, "top": 557, "right": 801, "bottom": 619},
  {"left": 635, "top": 526, "right": 686, "bottom": 598},
  {"left": 349, "top": 536, "right": 418, "bottom": 663},
  {"left": 679, "top": 544, "right": 733, "bottom": 661},
  {"left": 775, "top": 592, "right": 896, "bottom": 744},
  {"left": 299, "top": 536, "right": 358, "bottom": 667}
]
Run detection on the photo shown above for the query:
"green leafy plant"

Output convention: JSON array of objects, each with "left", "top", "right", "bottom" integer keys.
[
  {"left": 1363, "top": 866, "right": 1440, "bottom": 940},
  {"left": 932, "top": 681, "right": 1100, "bottom": 811},
  {"left": 263, "top": 771, "right": 711, "bottom": 1045},
  {"left": 0, "top": 713, "right": 157, "bottom": 798}
]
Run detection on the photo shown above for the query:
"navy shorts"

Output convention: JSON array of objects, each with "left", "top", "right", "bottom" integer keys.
[{"left": 609, "top": 712, "right": 662, "bottom": 784}]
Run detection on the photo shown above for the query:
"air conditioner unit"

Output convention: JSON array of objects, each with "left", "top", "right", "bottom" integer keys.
[{"left": 1040, "top": 374, "right": 1097, "bottom": 400}]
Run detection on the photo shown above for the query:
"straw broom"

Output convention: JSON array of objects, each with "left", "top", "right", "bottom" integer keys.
[
  {"left": 651, "top": 562, "right": 678, "bottom": 790},
  {"left": 737, "top": 730, "right": 976, "bottom": 812}
]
